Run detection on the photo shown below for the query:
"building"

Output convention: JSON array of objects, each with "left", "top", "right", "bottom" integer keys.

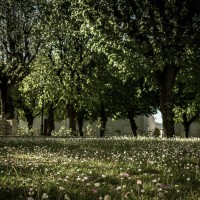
[
  {"left": 2, "top": 114, "right": 200, "bottom": 137},
  {"left": 175, "top": 123, "right": 200, "bottom": 138},
  {"left": 18, "top": 115, "right": 156, "bottom": 137}
]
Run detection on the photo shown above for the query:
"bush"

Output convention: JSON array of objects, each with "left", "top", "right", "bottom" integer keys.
[
  {"left": 153, "top": 127, "right": 161, "bottom": 137},
  {"left": 17, "top": 124, "right": 39, "bottom": 136},
  {"left": 51, "top": 126, "right": 74, "bottom": 137}
]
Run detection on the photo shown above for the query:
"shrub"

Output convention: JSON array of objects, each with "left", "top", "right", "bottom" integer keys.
[
  {"left": 17, "top": 124, "right": 39, "bottom": 136},
  {"left": 153, "top": 127, "right": 161, "bottom": 137},
  {"left": 51, "top": 126, "right": 75, "bottom": 137}
]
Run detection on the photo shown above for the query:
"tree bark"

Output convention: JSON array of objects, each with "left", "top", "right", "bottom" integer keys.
[
  {"left": 128, "top": 109, "right": 137, "bottom": 137},
  {"left": 46, "top": 104, "right": 55, "bottom": 135},
  {"left": 99, "top": 103, "right": 107, "bottom": 137},
  {"left": 68, "top": 103, "right": 76, "bottom": 136},
  {"left": 160, "top": 89, "right": 175, "bottom": 138},
  {"left": 77, "top": 110, "right": 85, "bottom": 137},
  {"left": 24, "top": 109, "right": 34, "bottom": 130},
  {"left": 155, "top": 65, "right": 179, "bottom": 137},
  {"left": 0, "top": 75, "right": 14, "bottom": 120},
  {"left": 182, "top": 112, "right": 198, "bottom": 138}
]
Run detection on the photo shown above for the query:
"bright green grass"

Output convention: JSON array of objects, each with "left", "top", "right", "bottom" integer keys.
[{"left": 0, "top": 137, "right": 200, "bottom": 200}]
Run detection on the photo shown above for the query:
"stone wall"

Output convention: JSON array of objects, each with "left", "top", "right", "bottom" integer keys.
[{"left": 0, "top": 119, "right": 18, "bottom": 135}]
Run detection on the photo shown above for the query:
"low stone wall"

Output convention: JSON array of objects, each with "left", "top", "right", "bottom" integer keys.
[{"left": 0, "top": 120, "right": 18, "bottom": 135}]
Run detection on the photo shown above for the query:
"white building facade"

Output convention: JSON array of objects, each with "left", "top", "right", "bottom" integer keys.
[{"left": 21, "top": 115, "right": 156, "bottom": 137}]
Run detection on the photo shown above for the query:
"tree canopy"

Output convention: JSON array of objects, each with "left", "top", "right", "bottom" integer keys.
[
  {"left": 1, "top": 0, "right": 200, "bottom": 137},
  {"left": 71, "top": 0, "right": 200, "bottom": 137},
  {"left": 0, "top": 0, "right": 43, "bottom": 119}
]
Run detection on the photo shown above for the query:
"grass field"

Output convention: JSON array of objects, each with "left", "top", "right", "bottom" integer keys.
[{"left": 0, "top": 137, "right": 200, "bottom": 200}]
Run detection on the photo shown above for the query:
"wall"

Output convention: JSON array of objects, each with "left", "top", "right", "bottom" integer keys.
[
  {"left": 22, "top": 115, "right": 156, "bottom": 137},
  {"left": 175, "top": 123, "right": 200, "bottom": 138},
  {"left": 0, "top": 119, "right": 18, "bottom": 135}
]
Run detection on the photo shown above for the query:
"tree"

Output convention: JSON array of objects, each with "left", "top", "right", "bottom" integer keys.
[
  {"left": 39, "top": 0, "right": 89, "bottom": 136},
  {"left": 40, "top": 0, "right": 117, "bottom": 137},
  {"left": 28, "top": 0, "right": 160, "bottom": 137},
  {"left": 108, "top": 77, "right": 159, "bottom": 137},
  {"left": 72, "top": 0, "right": 200, "bottom": 137},
  {"left": 0, "top": 0, "right": 42, "bottom": 120},
  {"left": 13, "top": 82, "right": 40, "bottom": 130},
  {"left": 174, "top": 69, "right": 200, "bottom": 138}
]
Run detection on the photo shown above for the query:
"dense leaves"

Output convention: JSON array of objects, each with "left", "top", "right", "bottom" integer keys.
[
  {"left": 71, "top": 0, "right": 200, "bottom": 137},
  {"left": 0, "top": 0, "right": 43, "bottom": 119},
  {"left": 1, "top": 0, "right": 200, "bottom": 137}
]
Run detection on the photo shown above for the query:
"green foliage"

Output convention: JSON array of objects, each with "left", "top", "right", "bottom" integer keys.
[
  {"left": 0, "top": 0, "right": 43, "bottom": 80},
  {"left": 72, "top": 0, "right": 200, "bottom": 75},
  {"left": 71, "top": 0, "right": 200, "bottom": 137},
  {"left": 0, "top": 0, "right": 47, "bottom": 119},
  {"left": 17, "top": 123, "right": 39, "bottom": 136},
  {"left": 51, "top": 126, "right": 75, "bottom": 137},
  {"left": 1, "top": 0, "right": 200, "bottom": 136},
  {"left": 174, "top": 69, "right": 200, "bottom": 124}
]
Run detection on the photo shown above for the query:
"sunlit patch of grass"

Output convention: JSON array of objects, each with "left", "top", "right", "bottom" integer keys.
[{"left": 0, "top": 137, "right": 200, "bottom": 199}]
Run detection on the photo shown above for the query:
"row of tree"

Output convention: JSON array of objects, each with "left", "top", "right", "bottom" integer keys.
[{"left": 0, "top": 0, "right": 200, "bottom": 137}]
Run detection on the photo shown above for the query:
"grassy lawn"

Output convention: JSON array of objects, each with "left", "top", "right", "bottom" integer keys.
[{"left": 0, "top": 137, "right": 200, "bottom": 200}]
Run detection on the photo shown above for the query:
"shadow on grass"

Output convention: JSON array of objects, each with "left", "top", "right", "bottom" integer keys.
[{"left": 0, "top": 183, "right": 120, "bottom": 200}]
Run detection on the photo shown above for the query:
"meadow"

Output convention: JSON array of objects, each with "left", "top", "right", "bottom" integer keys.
[{"left": 0, "top": 137, "right": 200, "bottom": 200}]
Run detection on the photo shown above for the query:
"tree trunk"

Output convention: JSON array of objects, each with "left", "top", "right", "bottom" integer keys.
[
  {"left": 160, "top": 89, "right": 175, "bottom": 137},
  {"left": 128, "top": 109, "right": 137, "bottom": 137},
  {"left": 68, "top": 103, "right": 76, "bottom": 136},
  {"left": 0, "top": 75, "right": 14, "bottom": 120},
  {"left": 99, "top": 103, "right": 107, "bottom": 137},
  {"left": 46, "top": 104, "right": 55, "bottom": 135},
  {"left": 182, "top": 112, "right": 198, "bottom": 138},
  {"left": 77, "top": 110, "right": 85, "bottom": 137},
  {"left": 24, "top": 109, "right": 34, "bottom": 130},
  {"left": 184, "top": 123, "right": 190, "bottom": 139},
  {"left": 155, "top": 65, "right": 179, "bottom": 137}
]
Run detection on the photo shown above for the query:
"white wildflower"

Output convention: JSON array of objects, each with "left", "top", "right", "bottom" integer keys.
[
  {"left": 64, "top": 194, "right": 70, "bottom": 200},
  {"left": 29, "top": 188, "right": 34, "bottom": 196},
  {"left": 27, "top": 197, "right": 34, "bottom": 200},
  {"left": 136, "top": 179, "right": 142, "bottom": 185},
  {"left": 41, "top": 193, "right": 48, "bottom": 199},
  {"left": 104, "top": 194, "right": 111, "bottom": 200},
  {"left": 116, "top": 186, "right": 121, "bottom": 190},
  {"left": 59, "top": 186, "right": 64, "bottom": 191},
  {"left": 83, "top": 177, "right": 88, "bottom": 181},
  {"left": 94, "top": 183, "right": 100, "bottom": 187}
]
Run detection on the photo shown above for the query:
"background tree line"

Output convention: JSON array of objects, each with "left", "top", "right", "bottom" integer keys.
[{"left": 0, "top": 0, "right": 200, "bottom": 137}]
